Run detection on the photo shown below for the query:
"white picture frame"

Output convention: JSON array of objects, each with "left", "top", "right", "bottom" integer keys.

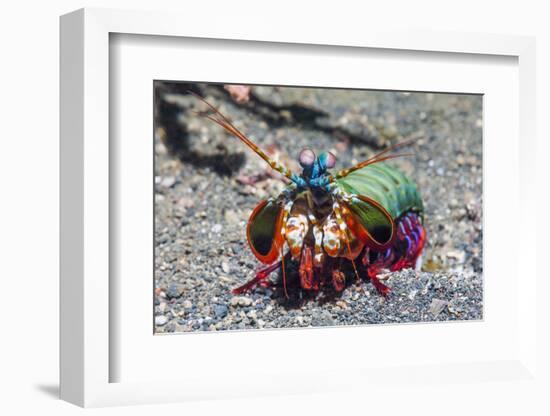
[{"left": 60, "top": 7, "right": 538, "bottom": 408}]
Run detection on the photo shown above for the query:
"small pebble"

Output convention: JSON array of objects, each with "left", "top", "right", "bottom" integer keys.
[
  {"left": 429, "top": 299, "right": 448, "bottom": 316},
  {"left": 446, "top": 250, "right": 466, "bottom": 263},
  {"left": 335, "top": 300, "right": 348, "bottom": 310},
  {"left": 155, "top": 315, "right": 168, "bottom": 326},
  {"left": 214, "top": 304, "right": 229, "bottom": 318},
  {"left": 179, "top": 197, "right": 194, "bottom": 209},
  {"left": 161, "top": 176, "right": 176, "bottom": 188},
  {"left": 238, "top": 297, "right": 253, "bottom": 307},
  {"left": 228, "top": 296, "right": 253, "bottom": 307},
  {"left": 218, "top": 275, "right": 233, "bottom": 283},
  {"left": 224, "top": 209, "right": 240, "bottom": 225},
  {"left": 166, "top": 283, "right": 183, "bottom": 299}
]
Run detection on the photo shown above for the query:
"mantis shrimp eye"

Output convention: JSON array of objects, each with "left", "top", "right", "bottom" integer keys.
[
  {"left": 319, "top": 151, "right": 337, "bottom": 169},
  {"left": 299, "top": 148, "right": 316, "bottom": 167}
]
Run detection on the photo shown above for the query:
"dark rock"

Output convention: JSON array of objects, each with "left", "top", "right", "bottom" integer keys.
[
  {"left": 166, "top": 283, "right": 184, "bottom": 299},
  {"left": 214, "top": 304, "right": 229, "bottom": 318}
]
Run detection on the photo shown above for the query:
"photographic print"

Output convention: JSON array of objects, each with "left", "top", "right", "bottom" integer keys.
[{"left": 154, "top": 82, "right": 482, "bottom": 333}]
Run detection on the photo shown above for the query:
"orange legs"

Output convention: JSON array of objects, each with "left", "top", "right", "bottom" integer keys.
[{"left": 298, "top": 246, "right": 316, "bottom": 290}]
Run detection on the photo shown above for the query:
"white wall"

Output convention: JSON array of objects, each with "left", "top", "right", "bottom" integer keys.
[{"left": 1, "top": 1, "right": 548, "bottom": 414}]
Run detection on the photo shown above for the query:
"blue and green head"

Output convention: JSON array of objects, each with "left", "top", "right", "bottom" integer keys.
[{"left": 292, "top": 148, "right": 336, "bottom": 191}]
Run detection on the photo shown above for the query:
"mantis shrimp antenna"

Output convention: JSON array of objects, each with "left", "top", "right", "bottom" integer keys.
[
  {"left": 331, "top": 138, "right": 417, "bottom": 181},
  {"left": 191, "top": 92, "right": 298, "bottom": 183}
]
